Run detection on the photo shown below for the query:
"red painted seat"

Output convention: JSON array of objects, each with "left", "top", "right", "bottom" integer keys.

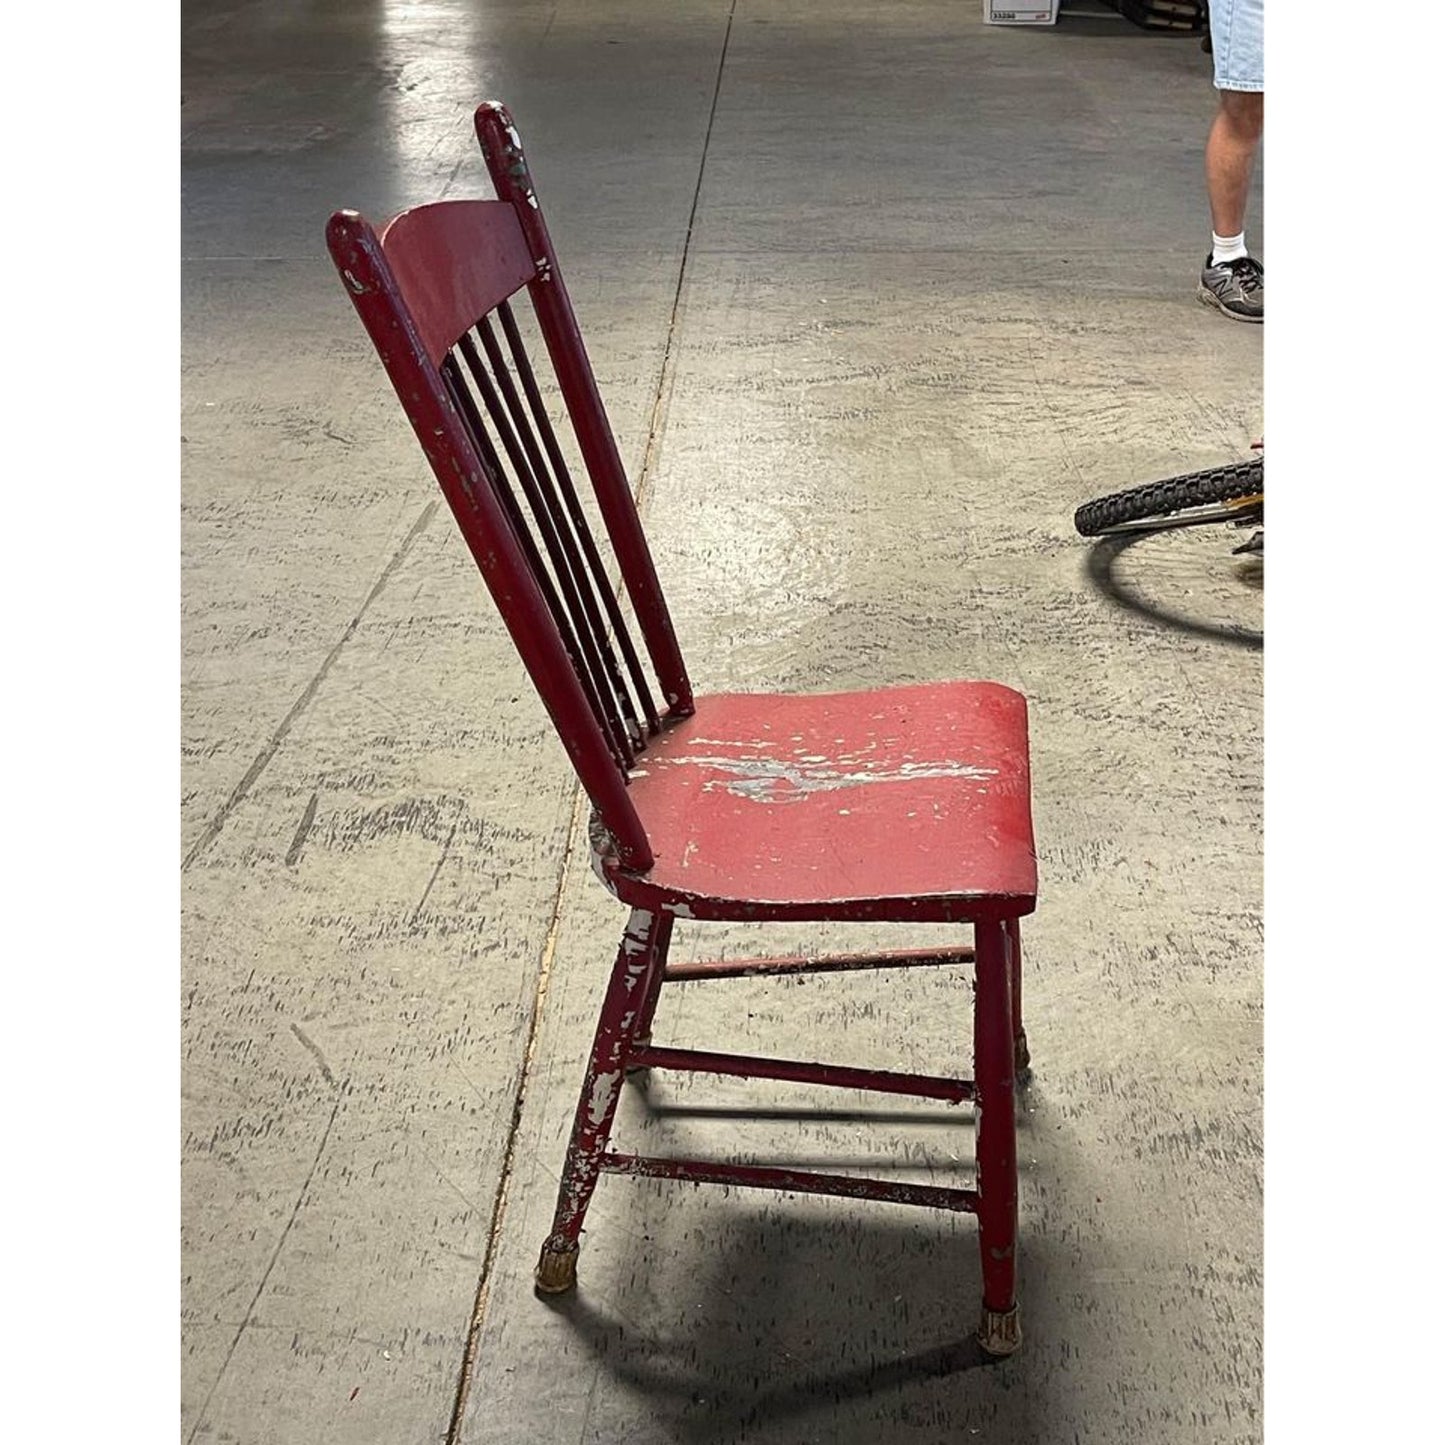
[
  {"left": 328, "top": 100, "right": 1038, "bottom": 1358},
  {"left": 602, "top": 681, "right": 1036, "bottom": 921}
]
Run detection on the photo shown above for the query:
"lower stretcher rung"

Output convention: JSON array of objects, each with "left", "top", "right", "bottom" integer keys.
[
  {"left": 599, "top": 1152, "right": 979, "bottom": 1213},
  {"left": 628, "top": 1045, "right": 974, "bottom": 1103}
]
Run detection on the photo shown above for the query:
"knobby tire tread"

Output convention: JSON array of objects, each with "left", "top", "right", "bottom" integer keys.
[{"left": 1073, "top": 457, "right": 1263, "bottom": 537}]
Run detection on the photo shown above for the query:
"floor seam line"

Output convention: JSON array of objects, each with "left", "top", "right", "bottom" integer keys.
[
  {"left": 632, "top": 0, "right": 736, "bottom": 512},
  {"left": 443, "top": 783, "right": 587, "bottom": 1445},
  {"left": 438, "top": 10, "right": 734, "bottom": 1431},
  {"left": 185, "top": 1091, "right": 343, "bottom": 1444}
]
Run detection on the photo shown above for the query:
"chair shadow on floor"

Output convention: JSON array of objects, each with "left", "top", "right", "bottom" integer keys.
[
  {"left": 528, "top": 1087, "right": 1060, "bottom": 1444},
  {"left": 1083, "top": 530, "right": 1264, "bottom": 651},
  {"left": 536, "top": 1216, "right": 1035, "bottom": 1445}
]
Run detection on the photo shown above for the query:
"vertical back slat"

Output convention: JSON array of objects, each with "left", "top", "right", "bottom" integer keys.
[
  {"left": 497, "top": 303, "right": 662, "bottom": 734},
  {"left": 472, "top": 317, "right": 648, "bottom": 745},
  {"left": 454, "top": 332, "right": 639, "bottom": 760},
  {"left": 440, "top": 352, "right": 633, "bottom": 772}
]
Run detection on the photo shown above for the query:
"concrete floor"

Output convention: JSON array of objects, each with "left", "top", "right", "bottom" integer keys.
[{"left": 181, "top": 2, "right": 1262, "bottom": 1441}]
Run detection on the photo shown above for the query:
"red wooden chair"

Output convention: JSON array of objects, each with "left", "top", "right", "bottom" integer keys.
[{"left": 327, "top": 101, "right": 1038, "bottom": 1357}]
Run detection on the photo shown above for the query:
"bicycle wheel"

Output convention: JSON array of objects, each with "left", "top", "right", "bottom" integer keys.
[{"left": 1073, "top": 456, "right": 1263, "bottom": 537}]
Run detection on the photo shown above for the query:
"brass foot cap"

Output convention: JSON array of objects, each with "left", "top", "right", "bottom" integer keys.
[
  {"left": 978, "top": 1303, "right": 1021, "bottom": 1357},
  {"left": 534, "top": 1241, "right": 579, "bottom": 1295}
]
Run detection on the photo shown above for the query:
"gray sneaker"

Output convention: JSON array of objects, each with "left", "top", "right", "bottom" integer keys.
[{"left": 1198, "top": 254, "right": 1264, "bottom": 322}]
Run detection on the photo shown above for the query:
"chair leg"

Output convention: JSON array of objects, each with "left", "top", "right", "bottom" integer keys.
[
  {"left": 625, "top": 912, "right": 674, "bottom": 1073},
  {"left": 535, "top": 908, "right": 669, "bottom": 1294},
  {"left": 974, "top": 918, "right": 1021, "bottom": 1356},
  {"left": 1006, "top": 917, "right": 1030, "bottom": 1076}
]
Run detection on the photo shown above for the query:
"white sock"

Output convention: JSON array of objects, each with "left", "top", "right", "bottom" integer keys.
[{"left": 1210, "top": 231, "right": 1248, "bottom": 265}]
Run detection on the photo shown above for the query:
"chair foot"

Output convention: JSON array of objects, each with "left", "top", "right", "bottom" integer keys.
[
  {"left": 534, "top": 1237, "right": 579, "bottom": 1295},
  {"left": 978, "top": 1302, "right": 1021, "bottom": 1357},
  {"left": 1014, "top": 1030, "right": 1031, "bottom": 1077}
]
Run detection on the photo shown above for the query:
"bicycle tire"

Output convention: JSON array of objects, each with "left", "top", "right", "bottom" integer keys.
[{"left": 1074, "top": 456, "right": 1263, "bottom": 537}]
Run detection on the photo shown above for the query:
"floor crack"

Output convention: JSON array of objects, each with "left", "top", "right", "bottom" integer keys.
[
  {"left": 186, "top": 1090, "right": 344, "bottom": 1443},
  {"left": 182, "top": 501, "right": 438, "bottom": 872}
]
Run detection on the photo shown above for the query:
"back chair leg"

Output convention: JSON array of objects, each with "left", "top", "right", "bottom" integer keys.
[
  {"left": 1006, "top": 917, "right": 1030, "bottom": 1075},
  {"left": 625, "top": 912, "right": 674, "bottom": 1070},
  {"left": 536, "top": 908, "right": 670, "bottom": 1293},
  {"left": 974, "top": 918, "right": 1021, "bottom": 1356}
]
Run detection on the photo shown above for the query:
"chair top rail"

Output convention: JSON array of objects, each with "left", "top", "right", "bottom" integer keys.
[{"left": 373, "top": 200, "right": 537, "bottom": 366}]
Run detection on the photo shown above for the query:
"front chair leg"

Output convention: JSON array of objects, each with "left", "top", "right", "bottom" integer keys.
[
  {"left": 536, "top": 908, "right": 669, "bottom": 1294},
  {"left": 974, "top": 918, "right": 1021, "bottom": 1355}
]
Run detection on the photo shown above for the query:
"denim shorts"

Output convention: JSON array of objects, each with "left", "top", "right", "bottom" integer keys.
[{"left": 1210, "top": 0, "right": 1264, "bottom": 93}]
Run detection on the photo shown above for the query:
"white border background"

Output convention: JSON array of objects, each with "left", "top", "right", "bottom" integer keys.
[
  {"left": 8, "top": 1, "right": 1441, "bottom": 1434},
  {"left": 8, "top": 3, "right": 179, "bottom": 1428}
]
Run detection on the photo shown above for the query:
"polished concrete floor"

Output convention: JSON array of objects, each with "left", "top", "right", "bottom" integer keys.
[{"left": 181, "top": 3, "right": 1263, "bottom": 1441}]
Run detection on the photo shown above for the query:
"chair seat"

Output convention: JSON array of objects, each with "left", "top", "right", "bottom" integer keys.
[{"left": 594, "top": 680, "right": 1037, "bottom": 922}]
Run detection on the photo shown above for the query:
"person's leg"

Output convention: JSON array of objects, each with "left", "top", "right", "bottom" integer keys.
[
  {"left": 1198, "top": 0, "right": 1264, "bottom": 320},
  {"left": 1206, "top": 91, "right": 1264, "bottom": 244}
]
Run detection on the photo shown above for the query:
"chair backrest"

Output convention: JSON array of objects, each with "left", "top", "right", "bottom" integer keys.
[{"left": 326, "top": 101, "right": 692, "bottom": 873}]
